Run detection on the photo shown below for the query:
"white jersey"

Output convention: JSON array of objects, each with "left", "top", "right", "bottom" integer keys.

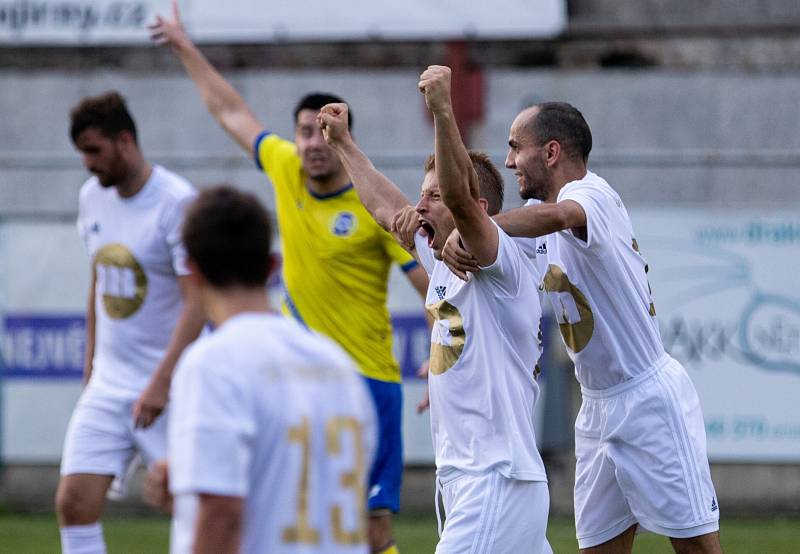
[
  {"left": 415, "top": 225, "right": 546, "bottom": 482},
  {"left": 168, "top": 313, "right": 376, "bottom": 554},
  {"left": 529, "top": 171, "right": 665, "bottom": 390},
  {"left": 77, "top": 165, "right": 195, "bottom": 399}
]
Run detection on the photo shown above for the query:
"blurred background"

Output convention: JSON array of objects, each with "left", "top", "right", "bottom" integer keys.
[{"left": 1, "top": 0, "right": 799, "bottom": 550}]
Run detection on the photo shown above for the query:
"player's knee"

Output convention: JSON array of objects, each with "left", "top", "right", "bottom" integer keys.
[
  {"left": 670, "top": 532, "right": 722, "bottom": 554},
  {"left": 55, "top": 482, "right": 100, "bottom": 525}
]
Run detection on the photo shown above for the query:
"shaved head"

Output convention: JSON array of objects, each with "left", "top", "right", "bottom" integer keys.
[{"left": 521, "top": 102, "right": 592, "bottom": 164}]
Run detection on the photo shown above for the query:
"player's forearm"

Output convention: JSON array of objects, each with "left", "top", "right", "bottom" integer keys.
[
  {"left": 494, "top": 202, "right": 578, "bottom": 239},
  {"left": 82, "top": 273, "right": 97, "bottom": 385},
  {"left": 150, "top": 291, "right": 206, "bottom": 385},
  {"left": 171, "top": 39, "right": 257, "bottom": 146},
  {"left": 331, "top": 139, "right": 411, "bottom": 230},
  {"left": 193, "top": 499, "right": 242, "bottom": 554},
  {"left": 432, "top": 108, "right": 480, "bottom": 215},
  {"left": 433, "top": 107, "right": 498, "bottom": 265}
]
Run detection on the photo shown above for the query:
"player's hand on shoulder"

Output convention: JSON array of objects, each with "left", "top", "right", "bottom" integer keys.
[
  {"left": 133, "top": 376, "right": 170, "bottom": 428},
  {"left": 391, "top": 205, "right": 422, "bottom": 251},
  {"left": 442, "top": 228, "right": 479, "bottom": 281},
  {"left": 149, "top": 0, "right": 190, "bottom": 50},
  {"left": 317, "top": 103, "right": 351, "bottom": 147},
  {"left": 144, "top": 460, "right": 173, "bottom": 514},
  {"left": 418, "top": 65, "right": 453, "bottom": 115}
]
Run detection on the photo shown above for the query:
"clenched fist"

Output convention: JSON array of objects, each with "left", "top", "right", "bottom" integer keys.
[
  {"left": 418, "top": 65, "right": 453, "bottom": 115},
  {"left": 317, "top": 103, "right": 352, "bottom": 148}
]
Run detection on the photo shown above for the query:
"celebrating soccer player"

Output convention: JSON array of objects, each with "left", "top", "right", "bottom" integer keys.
[
  {"left": 440, "top": 103, "right": 723, "bottom": 553},
  {"left": 56, "top": 91, "right": 205, "bottom": 554},
  {"left": 318, "top": 65, "right": 552, "bottom": 553},
  {"left": 149, "top": 4, "right": 428, "bottom": 552}
]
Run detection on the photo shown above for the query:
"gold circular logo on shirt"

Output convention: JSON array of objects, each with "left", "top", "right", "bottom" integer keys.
[
  {"left": 543, "top": 263, "right": 594, "bottom": 353},
  {"left": 426, "top": 300, "right": 465, "bottom": 375},
  {"left": 94, "top": 243, "right": 148, "bottom": 319}
]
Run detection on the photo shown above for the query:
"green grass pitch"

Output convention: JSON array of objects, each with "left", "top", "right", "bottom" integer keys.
[{"left": 1, "top": 513, "right": 799, "bottom": 552}]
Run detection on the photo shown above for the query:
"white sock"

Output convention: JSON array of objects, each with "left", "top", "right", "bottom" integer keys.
[{"left": 59, "top": 522, "right": 107, "bottom": 554}]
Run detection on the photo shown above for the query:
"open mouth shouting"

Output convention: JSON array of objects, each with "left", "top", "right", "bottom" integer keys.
[{"left": 419, "top": 218, "right": 436, "bottom": 248}]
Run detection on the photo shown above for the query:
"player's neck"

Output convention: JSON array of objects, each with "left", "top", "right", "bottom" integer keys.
[
  {"left": 550, "top": 165, "right": 588, "bottom": 202},
  {"left": 116, "top": 158, "right": 153, "bottom": 198},
  {"left": 306, "top": 170, "right": 351, "bottom": 197},
  {"left": 205, "top": 286, "right": 272, "bottom": 328}
]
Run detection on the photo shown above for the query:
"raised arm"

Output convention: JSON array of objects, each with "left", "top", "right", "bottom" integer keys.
[
  {"left": 149, "top": 1, "right": 263, "bottom": 153},
  {"left": 419, "top": 66, "right": 498, "bottom": 266},
  {"left": 317, "top": 103, "right": 411, "bottom": 230}
]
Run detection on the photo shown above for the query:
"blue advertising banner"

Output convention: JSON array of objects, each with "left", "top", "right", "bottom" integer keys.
[
  {"left": 2, "top": 315, "right": 85, "bottom": 379},
  {"left": 2, "top": 313, "right": 431, "bottom": 380}
]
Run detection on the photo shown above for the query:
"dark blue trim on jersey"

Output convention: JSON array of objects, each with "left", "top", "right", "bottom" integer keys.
[
  {"left": 252, "top": 130, "right": 271, "bottom": 171},
  {"left": 400, "top": 260, "right": 419, "bottom": 273},
  {"left": 308, "top": 182, "right": 353, "bottom": 200},
  {"left": 283, "top": 289, "right": 308, "bottom": 328}
]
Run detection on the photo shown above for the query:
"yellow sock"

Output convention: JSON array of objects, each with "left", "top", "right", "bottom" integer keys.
[{"left": 376, "top": 544, "right": 399, "bottom": 554}]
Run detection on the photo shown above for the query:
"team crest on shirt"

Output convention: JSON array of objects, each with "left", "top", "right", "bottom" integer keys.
[{"left": 331, "top": 211, "right": 357, "bottom": 237}]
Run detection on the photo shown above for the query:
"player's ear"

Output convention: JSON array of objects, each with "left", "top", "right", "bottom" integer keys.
[
  {"left": 477, "top": 197, "right": 489, "bottom": 213},
  {"left": 186, "top": 260, "right": 206, "bottom": 288},
  {"left": 544, "top": 140, "right": 561, "bottom": 167},
  {"left": 115, "top": 129, "right": 136, "bottom": 147},
  {"left": 266, "top": 253, "right": 280, "bottom": 281}
]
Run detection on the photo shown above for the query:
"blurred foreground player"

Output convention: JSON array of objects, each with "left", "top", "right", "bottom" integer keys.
[
  {"left": 150, "top": 5, "right": 427, "bottom": 552},
  {"left": 318, "top": 64, "right": 552, "bottom": 553},
  {"left": 157, "top": 186, "right": 376, "bottom": 554},
  {"left": 440, "top": 103, "right": 722, "bottom": 553},
  {"left": 56, "top": 91, "right": 205, "bottom": 554}
]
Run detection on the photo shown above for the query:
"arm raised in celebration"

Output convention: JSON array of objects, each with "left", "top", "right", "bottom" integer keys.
[
  {"left": 317, "top": 103, "right": 412, "bottom": 231},
  {"left": 419, "top": 66, "right": 499, "bottom": 267}
]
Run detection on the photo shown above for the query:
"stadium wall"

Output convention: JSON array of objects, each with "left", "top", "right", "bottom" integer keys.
[{"left": 1, "top": 68, "right": 800, "bottom": 516}]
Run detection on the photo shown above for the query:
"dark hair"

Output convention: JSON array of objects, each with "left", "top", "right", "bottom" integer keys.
[
  {"left": 294, "top": 92, "right": 353, "bottom": 130},
  {"left": 528, "top": 102, "right": 592, "bottom": 163},
  {"left": 424, "top": 151, "right": 504, "bottom": 216},
  {"left": 69, "top": 91, "right": 138, "bottom": 144},
  {"left": 182, "top": 186, "right": 273, "bottom": 288}
]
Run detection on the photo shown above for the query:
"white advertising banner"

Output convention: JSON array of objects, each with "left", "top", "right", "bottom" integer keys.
[
  {"left": 0, "top": 0, "right": 566, "bottom": 45},
  {"left": 4, "top": 209, "right": 798, "bottom": 463},
  {"left": 633, "top": 210, "right": 800, "bottom": 462}
]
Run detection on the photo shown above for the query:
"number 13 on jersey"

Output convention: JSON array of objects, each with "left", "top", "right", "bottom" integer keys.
[{"left": 282, "top": 416, "right": 367, "bottom": 546}]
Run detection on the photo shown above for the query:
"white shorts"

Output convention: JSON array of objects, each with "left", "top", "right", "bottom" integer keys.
[
  {"left": 436, "top": 470, "right": 552, "bottom": 554},
  {"left": 575, "top": 355, "right": 720, "bottom": 549},
  {"left": 60, "top": 386, "right": 167, "bottom": 485}
]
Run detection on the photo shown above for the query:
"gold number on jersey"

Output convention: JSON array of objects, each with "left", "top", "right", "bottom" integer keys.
[
  {"left": 282, "top": 416, "right": 366, "bottom": 546},
  {"left": 542, "top": 264, "right": 594, "bottom": 353},
  {"left": 93, "top": 243, "right": 148, "bottom": 319},
  {"left": 425, "top": 300, "right": 466, "bottom": 375},
  {"left": 282, "top": 417, "right": 320, "bottom": 544},
  {"left": 327, "top": 417, "right": 367, "bottom": 545},
  {"left": 631, "top": 239, "right": 657, "bottom": 316}
]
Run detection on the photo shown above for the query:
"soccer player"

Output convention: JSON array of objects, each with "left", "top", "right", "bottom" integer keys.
[
  {"left": 149, "top": 186, "right": 374, "bottom": 553},
  {"left": 149, "top": 6, "right": 427, "bottom": 552},
  {"left": 55, "top": 91, "right": 205, "bottom": 554},
  {"left": 317, "top": 65, "right": 552, "bottom": 553},
  {"left": 438, "top": 103, "right": 723, "bottom": 553}
]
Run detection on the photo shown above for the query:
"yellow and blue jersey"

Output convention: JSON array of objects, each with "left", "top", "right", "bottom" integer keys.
[{"left": 254, "top": 131, "right": 417, "bottom": 383}]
